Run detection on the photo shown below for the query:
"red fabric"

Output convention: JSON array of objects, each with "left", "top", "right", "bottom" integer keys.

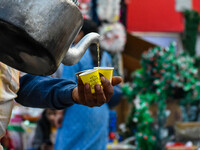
[
  {"left": 0, "top": 131, "right": 15, "bottom": 150},
  {"left": 127, "top": 0, "right": 200, "bottom": 32}
]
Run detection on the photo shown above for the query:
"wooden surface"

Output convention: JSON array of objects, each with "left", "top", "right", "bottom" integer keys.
[
  {"left": 123, "top": 33, "right": 156, "bottom": 60},
  {"left": 176, "top": 122, "right": 200, "bottom": 129},
  {"left": 114, "top": 97, "right": 133, "bottom": 127},
  {"left": 166, "top": 146, "right": 198, "bottom": 150},
  {"left": 122, "top": 33, "right": 156, "bottom": 81}
]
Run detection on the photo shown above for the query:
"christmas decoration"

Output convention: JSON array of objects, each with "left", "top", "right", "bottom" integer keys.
[
  {"left": 97, "top": 0, "right": 121, "bottom": 23},
  {"left": 182, "top": 10, "right": 200, "bottom": 122},
  {"left": 109, "top": 111, "right": 118, "bottom": 142},
  {"left": 99, "top": 22, "right": 126, "bottom": 53},
  {"left": 78, "top": 0, "right": 92, "bottom": 19},
  {"left": 182, "top": 10, "right": 200, "bottom": 57},
  {"left": 98, "top": 22, "right": 126, "bottom": 77},
  {"left": 122, "top": 43, "right": 200, "bottom": 150}
]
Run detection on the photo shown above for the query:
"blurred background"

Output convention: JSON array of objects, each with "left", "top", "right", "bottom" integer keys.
[{"left": 3, "top": 0, "right": 200, "bottom": 150}]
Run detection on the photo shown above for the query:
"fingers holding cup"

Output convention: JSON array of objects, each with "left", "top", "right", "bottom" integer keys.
[{"left": 101, "top": 76, "right": 114, "bottom": 101}]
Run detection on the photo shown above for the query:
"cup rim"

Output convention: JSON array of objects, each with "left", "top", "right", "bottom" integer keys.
[
  {"left": 75, "top": 69, "right": 93, "bottom": 76},
  {"left": 94, "top": 67, "right": 114, "bottom": 70},
  {"left": 79, "top": 68, "right": 98, "bottom": 76}
]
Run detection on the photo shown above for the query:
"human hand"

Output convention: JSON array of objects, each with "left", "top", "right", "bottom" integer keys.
[
  {"left": 72, "top": 76, "right": 122, "bottom": 107},
  {"left": 54, "top": 110, "right": 64, "bottom": 128}
]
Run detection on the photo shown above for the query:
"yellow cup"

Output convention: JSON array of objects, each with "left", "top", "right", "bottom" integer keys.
[
  {"left": 75, "top": 69, "right": 93, "bottom": 78},
  {"left": 94, "top": 67, "right": 114, "bottom": 82},
  {"left": 79, "top": 69, "right": 102, "bottom": 94}
]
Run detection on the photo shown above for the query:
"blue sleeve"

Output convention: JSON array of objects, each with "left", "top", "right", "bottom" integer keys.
[
  {"left": 103, "top": 52, "right": 122, "bottom": 108},
  {"left": 108, "top": 80, "right": 122, "bottom": 108},
  {"left": 16, "top": 74, "right": 77, "bottom": 109}
]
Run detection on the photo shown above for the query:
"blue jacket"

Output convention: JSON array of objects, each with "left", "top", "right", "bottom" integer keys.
[
  {"left": 55, "top": 50, "right": 122, "bottom": 150},
  {"left": 16, "top": 75, "right": 77, "bottom": 109}
]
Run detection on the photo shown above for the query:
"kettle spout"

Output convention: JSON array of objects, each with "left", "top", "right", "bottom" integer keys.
[{"left": 62, "top": 32, "right": 100, "bottom": 66}]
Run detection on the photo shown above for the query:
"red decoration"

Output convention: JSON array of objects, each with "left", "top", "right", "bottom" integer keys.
[
  {"left": 143, "top": 135, "right": 148, "bottom": 140},
  {"left": 109, "top": 132, "right": 115, "bottom": 139}
]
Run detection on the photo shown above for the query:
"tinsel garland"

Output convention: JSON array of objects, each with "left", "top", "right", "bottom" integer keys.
[{"left": 122, "top": 43, "right": 200, "bottom": 150}]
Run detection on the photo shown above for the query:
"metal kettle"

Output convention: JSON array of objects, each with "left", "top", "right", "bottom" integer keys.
[{"left": 0, "top": 0, "right": 100, "bottom": 76}]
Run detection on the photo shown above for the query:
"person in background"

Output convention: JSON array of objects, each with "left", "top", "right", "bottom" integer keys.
[
  {"left": 32, "top": 109, "right": 57, "bottom": 150},
  {"left": 54, "top": 19, "right": 122, "bottom": 150}
]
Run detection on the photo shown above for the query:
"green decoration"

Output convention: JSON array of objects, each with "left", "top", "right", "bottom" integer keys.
[
  {"left": 122, "top": 43, "right": 200, "bottom": 150},
  {"left": 7, "top": 125, "right": 25, "bottom": 132},
  {"left": 182, "top": 10, "right": 200, "bottom": 57}
]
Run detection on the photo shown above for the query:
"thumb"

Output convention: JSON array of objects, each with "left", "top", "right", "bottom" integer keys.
[{"left": 112, "top": 76, "right": 122, "bottom": 86}]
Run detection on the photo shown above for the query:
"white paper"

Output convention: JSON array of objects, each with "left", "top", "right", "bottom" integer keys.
[{"left": 175, "top": 0, "right": 192, "bottom": 12}]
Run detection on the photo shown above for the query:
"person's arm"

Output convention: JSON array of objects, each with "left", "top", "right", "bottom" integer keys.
[
  {"left": 16, "top": 74, "right": 77, "bottom": 109},
  {"left": 107, "top": 68, "right": 122, "bottom": 108},
  {"left": 16, "top": 72, "right": 122, "bottom": 109},
  {"left": 108, "top": 84, "right": 122, "bottom": 108}
]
